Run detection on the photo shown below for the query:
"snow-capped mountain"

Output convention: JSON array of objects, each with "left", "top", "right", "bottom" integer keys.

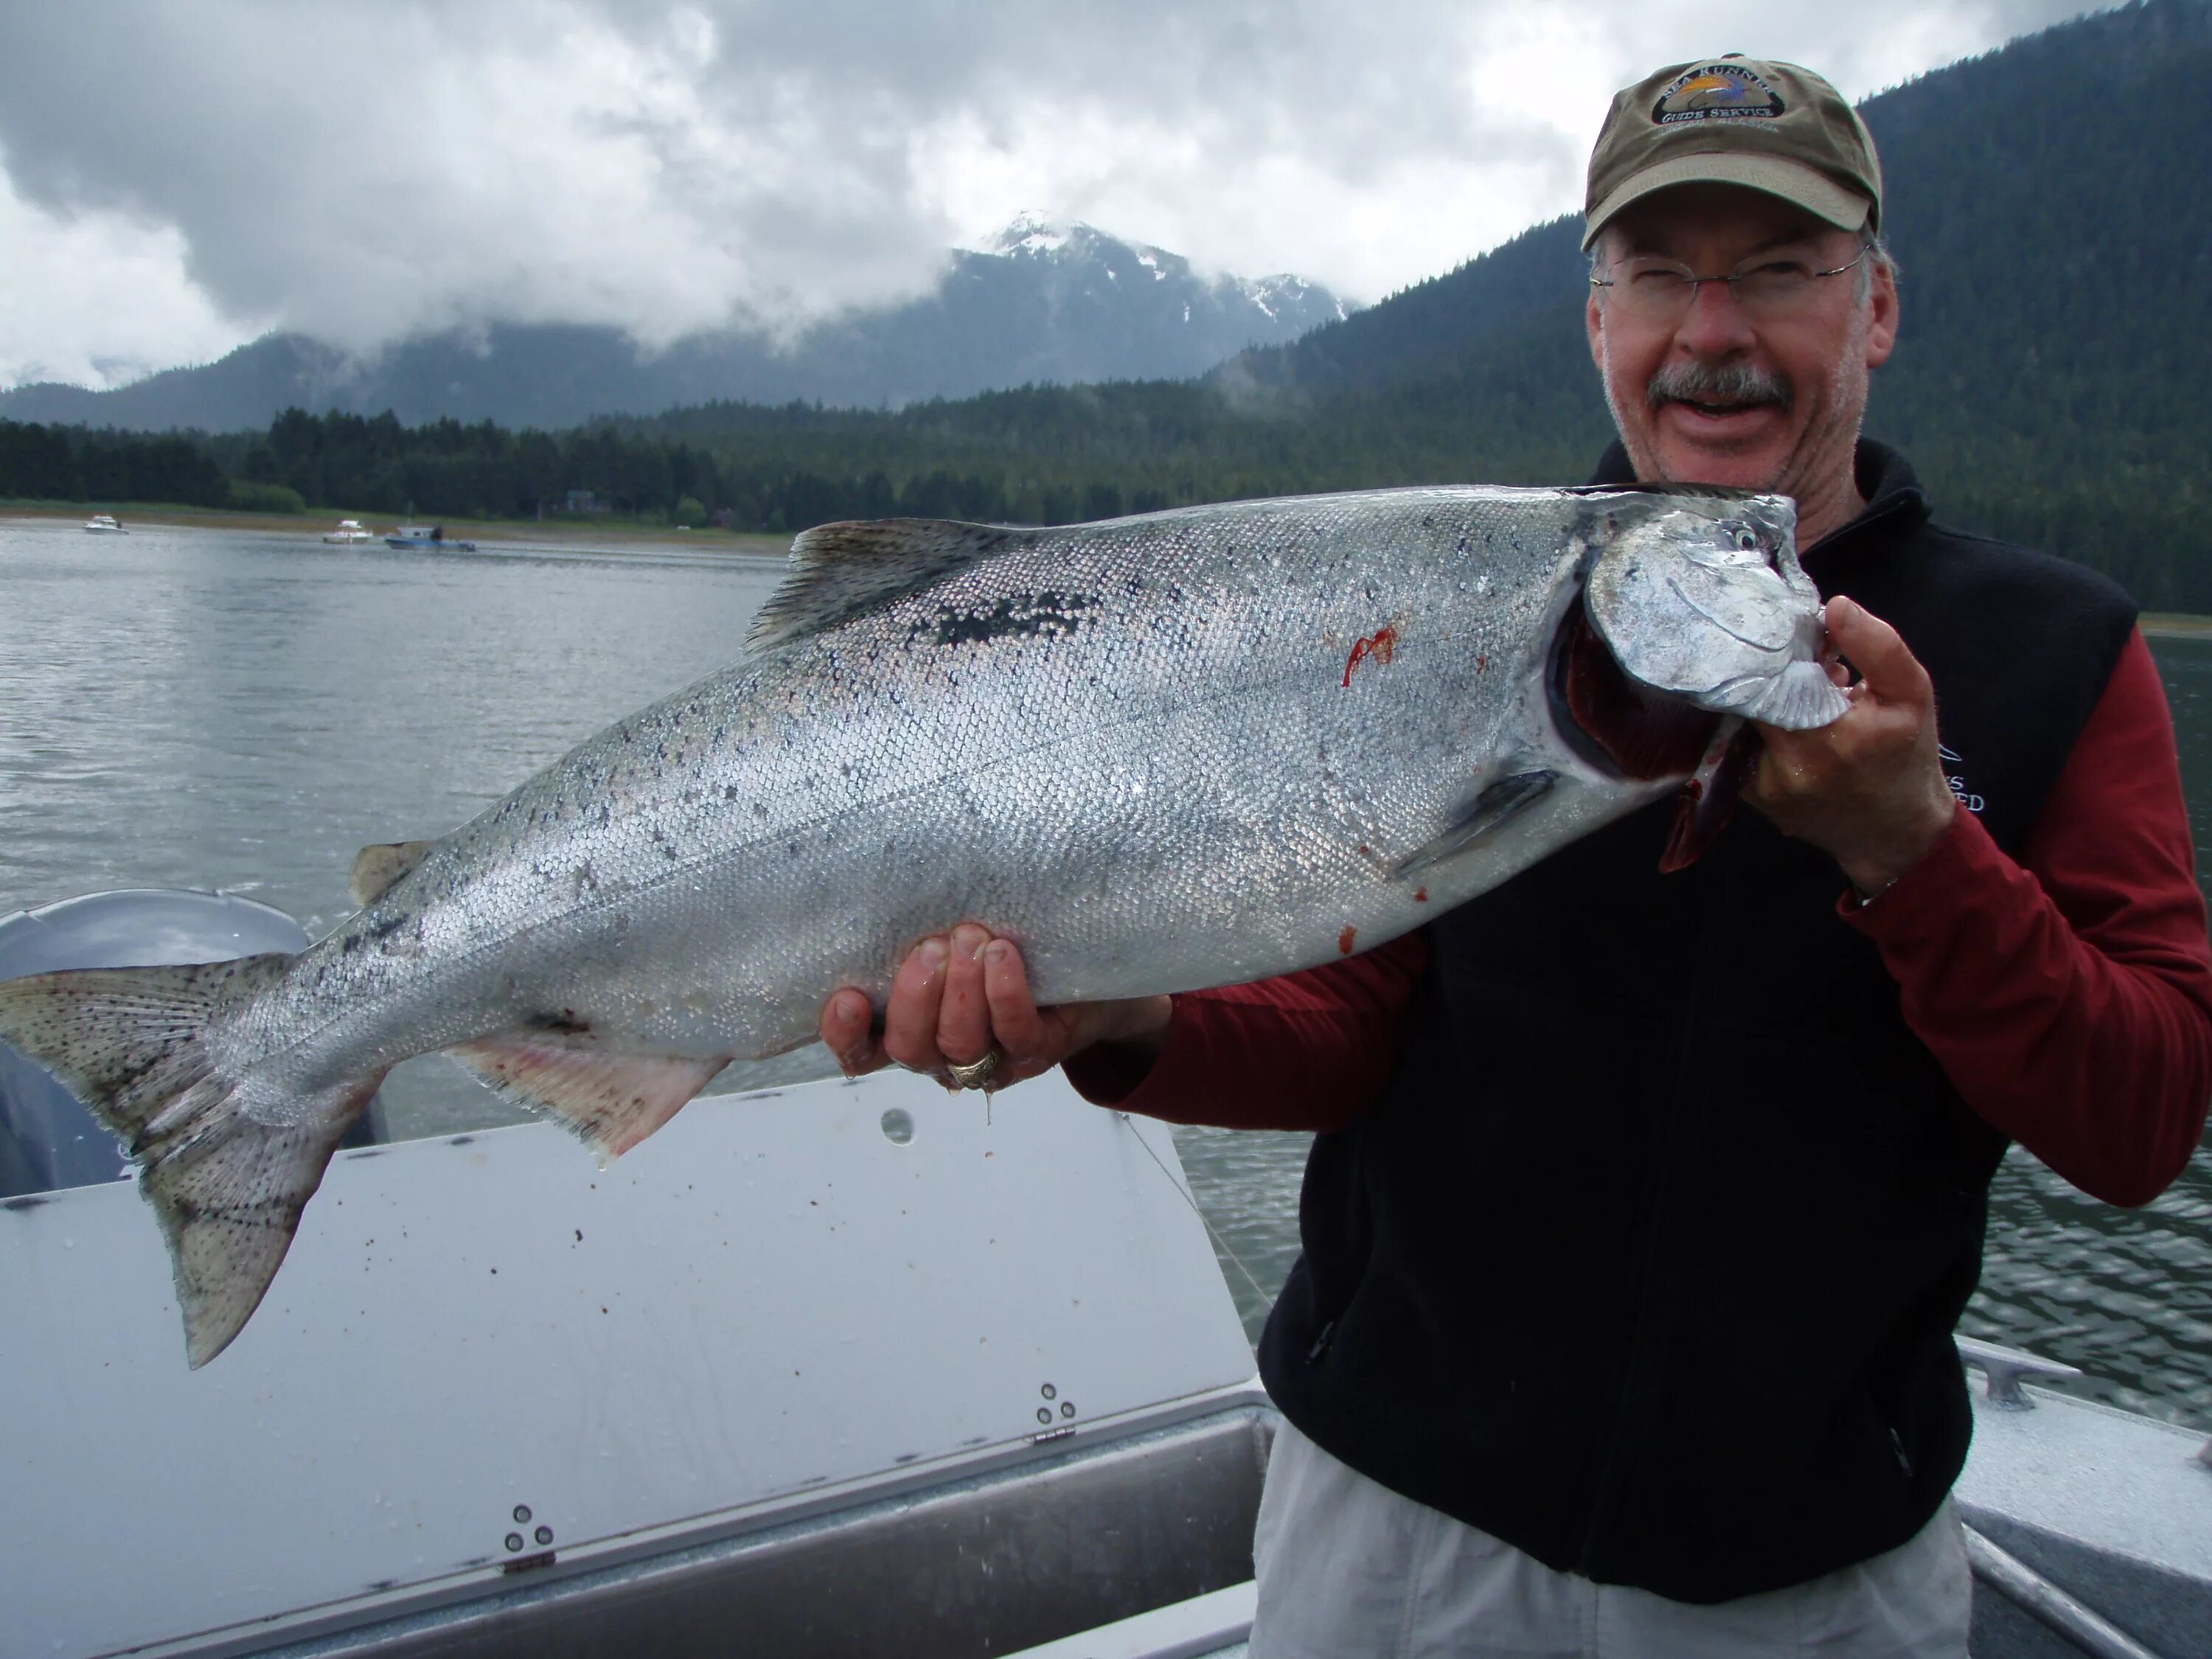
[
  {"left": 976, "top": 212, "right": 1348, "bottom": 334},
  {"left": 0, "top": 216, "right": 1353, "bottom": 432}
]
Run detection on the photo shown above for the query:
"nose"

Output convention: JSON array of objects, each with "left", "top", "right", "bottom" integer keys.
[{"left": 1673, "top": 276, "right": 1758, "bottom": 360}]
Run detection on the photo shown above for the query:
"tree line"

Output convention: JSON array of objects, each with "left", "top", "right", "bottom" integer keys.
[
  {"left": 4, "top": 313, "right": 2208, "bottom": 609},
  {"left": 0, "top": 420, "right": 229, "bottom": 509}
]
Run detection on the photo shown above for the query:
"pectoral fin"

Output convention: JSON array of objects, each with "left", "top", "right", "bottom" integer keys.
[
  {"left": 448, "top": 1035, "right": 731, "bottom": 1161},
  {"left": 1391, "top": 771, "right": 1557, "bottom": 879}
]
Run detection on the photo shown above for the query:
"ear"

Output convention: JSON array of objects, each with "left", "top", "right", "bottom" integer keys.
[
  {"left": 1586, "top": 283, "right": 1607, "bottom": 374},
  {"left": 1863, "top": 255, "right": 1899, "bottom": 369}
]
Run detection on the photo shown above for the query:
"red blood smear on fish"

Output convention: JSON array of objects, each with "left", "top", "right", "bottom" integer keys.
[
  {"left": 1414, "top": 888, "right": 1428, "bottom": 903},
  {"left": 1338, "top": 925, "right": 1357, "bottom": 954},
  {"left": 1341, "top": 626, "right": 1399, "bottom": 687}
]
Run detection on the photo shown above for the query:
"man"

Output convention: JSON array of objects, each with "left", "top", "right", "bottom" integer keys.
[{"left": 820, "top": 58, "right": 2212, "bottom": 1656}]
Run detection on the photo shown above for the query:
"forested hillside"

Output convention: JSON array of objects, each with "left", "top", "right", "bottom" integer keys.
[
  {"left": 7, "top": 1, "right": 2208, "bottom": 606},
  {"left": 1857, "top": 0, "right": 2212, "bottom": 604},
  {"left": 1211, "top": 0, "right": 2212, "bottom": 602}
]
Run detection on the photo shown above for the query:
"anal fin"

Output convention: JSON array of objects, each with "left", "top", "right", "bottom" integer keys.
[
  {"left": 1391, "top": 771, "right": 1557, "bottom": 878},
  {"left": 448, "top": 1035, "right": 730, "bottom": 1160}
]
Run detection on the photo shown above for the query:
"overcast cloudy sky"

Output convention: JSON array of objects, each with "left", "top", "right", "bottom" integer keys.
[{"left": 0, "top": 0, "right": 2096, "bottom": 392}]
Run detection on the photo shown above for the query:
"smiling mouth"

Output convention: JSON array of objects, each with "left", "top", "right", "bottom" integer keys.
[{"left": 1669, "top": 397, "right": 1780, "bottom": 419}]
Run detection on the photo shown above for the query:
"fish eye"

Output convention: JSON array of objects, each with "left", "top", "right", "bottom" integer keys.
[{"left": 1734, "top": 529, "right": 1759, "bottom": 552}]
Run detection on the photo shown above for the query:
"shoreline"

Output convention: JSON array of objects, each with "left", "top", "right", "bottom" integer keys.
[
  {"left": 0, "top": 502, "right": 790, "bottom": 557},
  {"left": 2140, "top": 613, "right": 2212, "bottom": 640},
  {"left": 17, "top": 504, "right": 2212, "bottom": 628}
]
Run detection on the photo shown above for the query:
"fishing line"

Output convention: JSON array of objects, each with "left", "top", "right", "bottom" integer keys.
[{"left": 1116, "top": 1111, "right": 1276, "bottom": 1309}]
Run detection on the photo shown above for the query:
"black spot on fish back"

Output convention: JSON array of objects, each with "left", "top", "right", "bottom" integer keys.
[{"left": 915, "top": 591, "right": 1094, "bottom": 648}]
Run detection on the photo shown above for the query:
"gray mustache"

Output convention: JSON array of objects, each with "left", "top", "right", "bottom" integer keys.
[{"left": 1647, "top": 360, "right": 1792, "bottom": 412}]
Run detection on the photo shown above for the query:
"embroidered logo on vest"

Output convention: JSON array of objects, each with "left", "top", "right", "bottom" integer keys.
[{"left": 1939, "top": 743, "right": 1985, "bottom": 814}]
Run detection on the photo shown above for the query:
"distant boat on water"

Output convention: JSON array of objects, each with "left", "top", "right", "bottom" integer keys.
[
  {"left": 82, "top": 514, "right": 126, "bottom": 535},
  {"left": 322, "top": 519, "right": 373, "bottom": 544},
  {"left": 384, "top": 524, "right": 476, "bottom": 552}
]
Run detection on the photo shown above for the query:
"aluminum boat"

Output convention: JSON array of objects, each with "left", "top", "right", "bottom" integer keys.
[{"left": 1, "top": 889, "right": 2205, "bottom": 1658}]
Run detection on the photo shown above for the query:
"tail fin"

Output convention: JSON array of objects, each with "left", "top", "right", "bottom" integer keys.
[{"left": 0, "top": 956, "right": 379, "bottom": 1367}]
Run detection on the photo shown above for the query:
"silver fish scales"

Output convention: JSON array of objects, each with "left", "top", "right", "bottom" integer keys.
[{"left": 0, "top": 485, "right": 1846, "bottom": 1365}]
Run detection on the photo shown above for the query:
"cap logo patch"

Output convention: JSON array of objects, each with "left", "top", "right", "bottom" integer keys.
[{"left": 1652, "top": 64, "right": 1784, "bottom": 124}]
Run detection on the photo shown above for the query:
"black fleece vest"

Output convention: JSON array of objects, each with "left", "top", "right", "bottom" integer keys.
[{"left": 1256, "top": 442, "right": 2137, "bottom": 1603}]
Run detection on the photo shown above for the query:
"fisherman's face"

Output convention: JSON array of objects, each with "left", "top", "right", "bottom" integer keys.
[{"left": 1586, "top": 184, "right": 1897, "bottom": 541}]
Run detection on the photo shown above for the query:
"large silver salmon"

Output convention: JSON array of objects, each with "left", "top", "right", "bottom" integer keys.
[{"left": 0, "top": 486, "right": 1845, "bottom": 1366}]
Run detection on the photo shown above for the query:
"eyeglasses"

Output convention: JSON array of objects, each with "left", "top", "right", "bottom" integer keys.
[{"left": 1590, "top": 248, "right": 1870, "bottom": 324}]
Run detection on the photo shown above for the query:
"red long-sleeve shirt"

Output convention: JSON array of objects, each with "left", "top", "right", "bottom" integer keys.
[{"left": 1068, "top": 628, "right": 2212, "bottom": 1206}]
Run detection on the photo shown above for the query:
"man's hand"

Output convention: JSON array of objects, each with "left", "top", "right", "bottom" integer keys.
[
  {"left": 818, "top": 922, "right": 1172, "bottom": 1090},
  {"left": 1745, "top": 595, "right": 1958, "bottom": 894}
]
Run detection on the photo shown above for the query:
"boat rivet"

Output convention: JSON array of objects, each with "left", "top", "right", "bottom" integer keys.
[
  {"left": 1036, "top": 1407, "right": 1052, "bottom": 1425},
  {"left": 535, "top": 1526, "right": 554, "bottom": 1545},
  {"left": 1061, "top": 1401, "right": 1076, "bottom": 1419},
  {"left": 504, "top": 1533, "right": 524, "bottom": 1553},
  {"left": 512, "top": 1504, "right": 532, "bottom": 1524},
  {"left": 1040, "top": 1383, "right": 1057, "bottom": 1400}
]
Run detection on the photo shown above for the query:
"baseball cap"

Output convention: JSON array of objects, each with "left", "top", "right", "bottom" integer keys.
[{"left": 1582, "top": 57, "right": 1883, "bottom": 250}]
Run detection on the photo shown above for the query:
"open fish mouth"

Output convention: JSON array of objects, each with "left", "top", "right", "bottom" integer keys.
[
  {"left": 1549, "top": 492, "right": 1849, "bottom": 872},
  {"left": 1549, "top": 598, "right": 1722, "bottom": 785},
  {"left": 1546, "top": 596, "right": 1770, "bottom": 874}
]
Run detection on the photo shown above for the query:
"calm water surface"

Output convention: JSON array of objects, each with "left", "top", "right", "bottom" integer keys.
[{"left": 3, "top": 518, "right": 2207, "bottom": 1430}]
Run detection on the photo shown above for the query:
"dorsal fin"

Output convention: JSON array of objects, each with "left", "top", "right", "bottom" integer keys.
[
  {"left": 349, "top": 839, "right": 437, "bottom": 907},
  {"left": 748, "top": 518, "right": 1041, "bottom": 651}
]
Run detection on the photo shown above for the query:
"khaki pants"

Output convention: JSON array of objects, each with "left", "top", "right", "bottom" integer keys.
[{"left": 1250, "top": 1419, "right": 1972, "bottom": 1659}]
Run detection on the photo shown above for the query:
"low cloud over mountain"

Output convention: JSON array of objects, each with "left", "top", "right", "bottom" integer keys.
[
  {"left": 0, "top": 217, "right": 1350, "bottom": 430},
  {"left": 0, "top": 0, "right": 2095, "bottom": 396}
]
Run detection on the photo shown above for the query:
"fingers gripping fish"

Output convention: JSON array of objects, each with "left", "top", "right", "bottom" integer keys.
[{"left": 0, "top": 485, "right": 1844, "bottom": 1366}]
